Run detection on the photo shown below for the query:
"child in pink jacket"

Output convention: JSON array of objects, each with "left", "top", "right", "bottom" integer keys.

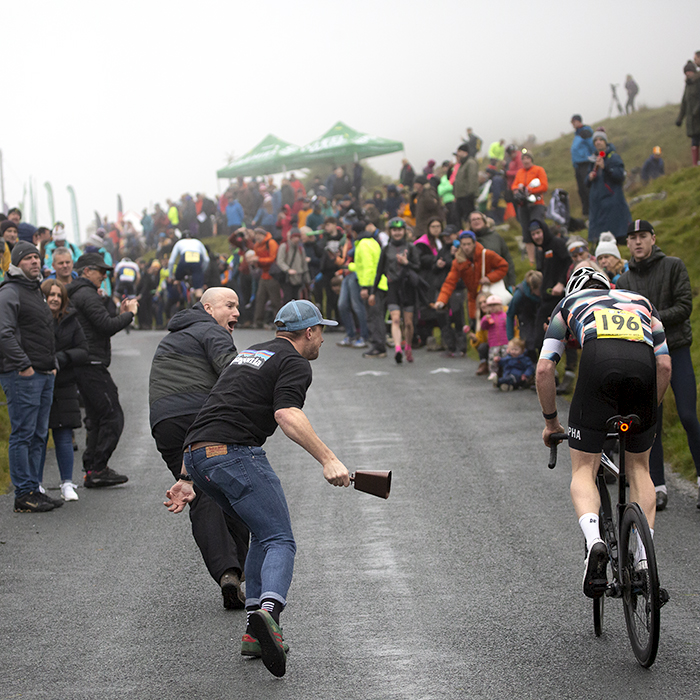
[{"left": 479, "top": 294, "right": 509, "bottom": 382}]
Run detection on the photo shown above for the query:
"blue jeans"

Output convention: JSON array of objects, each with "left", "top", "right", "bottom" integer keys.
[
  {"left": 338, "top": 272, "right": 369, "bottom": 340},
  {"left": 650, "top": 345, "right": 700, "bottom": 485},
  {"left": 185, "top": 445, "right": 296, "bottom": 607},
  {"left": 50, "top": 427, "right": 74, "bottom": 483},
  {"left": 0, "top": 371, "right": 55, "bottom": 497}
]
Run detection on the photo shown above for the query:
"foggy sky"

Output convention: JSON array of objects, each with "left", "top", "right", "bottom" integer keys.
[{"left": 2, "top": 0, "right": 698, "bottom": 241}]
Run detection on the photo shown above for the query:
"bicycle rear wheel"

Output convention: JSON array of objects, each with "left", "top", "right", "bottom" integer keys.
[{"left": 619, "top": 503, "right": 660, "bottom": 667}]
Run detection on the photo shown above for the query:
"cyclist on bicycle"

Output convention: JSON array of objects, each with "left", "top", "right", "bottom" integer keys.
[
  {"left": 536, "top": 266, "right": 672, "bottom": 598},
  {"left": 167, "top": 230, "right": 210, "bottom": 302},
  {"left": 113, "top": 257, "right": 141, "bottom": 304}
]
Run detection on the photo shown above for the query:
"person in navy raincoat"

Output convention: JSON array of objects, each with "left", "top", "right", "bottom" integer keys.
[{"left": 586, "top": 128, "right": 631, "bottom": 245}]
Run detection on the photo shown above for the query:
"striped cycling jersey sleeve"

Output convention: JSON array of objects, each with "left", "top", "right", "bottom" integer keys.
[
  {"left": 649, "top": 304, "right": 669, "bottom": 357},
  {"left": 540, "top": 299, "right": 567, "bottom": 363}
]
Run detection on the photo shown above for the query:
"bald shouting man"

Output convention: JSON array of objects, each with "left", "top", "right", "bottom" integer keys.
[{"left": 149, "top": 287, "right": 250, "bottom": 608}]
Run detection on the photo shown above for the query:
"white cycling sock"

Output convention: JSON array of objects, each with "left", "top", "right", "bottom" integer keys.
[{"left": 578, "top": 513, "right": 602, "bottom": 550}]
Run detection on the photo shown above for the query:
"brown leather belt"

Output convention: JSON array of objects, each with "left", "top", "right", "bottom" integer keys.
[{"left": 187, "top": 441, "right": 227, "bottom": 452}]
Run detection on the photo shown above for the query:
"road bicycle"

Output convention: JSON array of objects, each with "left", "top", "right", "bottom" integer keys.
[{"left": 548, "top": 414, "right": 668, "bottom": 667}]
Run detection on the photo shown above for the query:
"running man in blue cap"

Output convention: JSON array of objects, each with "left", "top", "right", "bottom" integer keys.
[{"left": 164, "top": 299, "right": 350, "bottom": 677}]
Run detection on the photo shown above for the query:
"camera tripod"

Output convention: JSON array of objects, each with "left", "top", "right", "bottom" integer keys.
[{"left": 609, "top": 84, "right": 624, "bottom": 118}]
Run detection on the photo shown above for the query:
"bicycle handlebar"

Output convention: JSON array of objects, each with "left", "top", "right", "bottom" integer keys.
[{"left": 547, "top": 433, "right": 568, "bottom": 469}]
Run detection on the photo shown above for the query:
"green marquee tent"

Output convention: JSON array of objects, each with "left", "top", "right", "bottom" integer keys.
[
  {"left": 216, "top": 123, "right": 404, "bottom": 180},
  {"left": 295, "top": 121, "right": 404, "bottom": 166},
  {"left": 216, "top": 134, "right": 304, "bottom": 179}
]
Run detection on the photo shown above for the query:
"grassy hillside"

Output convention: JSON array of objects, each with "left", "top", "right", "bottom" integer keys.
[
  {"left": 530, "top": 104, "right": 690, "bottom": 217},
  {"left": 624, "top": 165, "right": 700, "bottom": 482}
]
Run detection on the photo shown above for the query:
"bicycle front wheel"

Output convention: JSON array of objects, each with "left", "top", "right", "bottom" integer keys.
[{"left": 619, "top": 503, "right": 660, "bottom": 667}]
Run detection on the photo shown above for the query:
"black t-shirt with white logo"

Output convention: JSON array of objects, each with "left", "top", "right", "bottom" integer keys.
[{"left": 184, "top": 337, "right": 312, "bottom": 447}]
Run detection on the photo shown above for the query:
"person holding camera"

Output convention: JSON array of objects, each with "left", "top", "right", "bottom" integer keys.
[
  {"left": 511, "top": 152, "right": 548, "bottom": 265},
  {"left": 586, "top": 129, "right": 631, "bottom": 246}
]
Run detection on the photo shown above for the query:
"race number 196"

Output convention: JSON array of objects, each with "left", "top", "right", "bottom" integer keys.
[{"left": 594, "top": 309, "right": 644, "bottom": 341}]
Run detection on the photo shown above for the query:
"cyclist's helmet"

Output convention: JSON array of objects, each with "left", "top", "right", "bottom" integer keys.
[
  {"left": 565, "top": 266, "right": 611, "bottom": 297},
  {"left": 388, "top": 217, "right": 406, "bottom": 229}
]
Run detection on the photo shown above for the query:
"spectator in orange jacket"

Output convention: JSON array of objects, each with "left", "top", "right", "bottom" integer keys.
[
  {"left": 252, "top": 228, "right": 281, "bottom": 328},
  {"left": 433, "top": 230, "right": 508, "bottom": 322},
  {"left": 512, "top": 152, "right": 548, "bottom": 265}
]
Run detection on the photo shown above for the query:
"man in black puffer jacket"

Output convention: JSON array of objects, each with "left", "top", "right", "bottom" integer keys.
[
  {"left": 618, "top": 220, "right": 700, "bottom": 511},
  {"left": 0, "top": 242, "right": 59, "bottom": 512},
  {"left": 67, "top": 253, "right": 138, "bottom": 488},
  {"left": 149, "top": 287, "right": 249, "bottom": 609}
]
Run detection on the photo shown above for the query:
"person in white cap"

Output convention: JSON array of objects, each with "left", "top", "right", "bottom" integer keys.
[
  {"left": 43, "top": 224, "right": 81, "bottom": 270},
  {"left": 165, "top": 299, "right": 350, "bottom": 678},
  {"left": 594, "top": 233, "right": 627, "bottom": 285}
]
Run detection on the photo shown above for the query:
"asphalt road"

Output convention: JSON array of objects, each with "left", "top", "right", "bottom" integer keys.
[{"left": 2, "top": 327, "right": 699, "bottom": 699}]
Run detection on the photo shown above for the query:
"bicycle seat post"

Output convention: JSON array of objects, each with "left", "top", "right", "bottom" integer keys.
[
  {"left": 617, "top": 425, "right": 628, "bottom": 507},
  {"left": 605, "top": 414, "right": 641, "bottom": 507}
]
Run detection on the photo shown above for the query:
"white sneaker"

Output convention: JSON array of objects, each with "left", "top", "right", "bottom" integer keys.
[
  {"left": 60, "top": 481, "right": 79, "bottom": 501},
  {"left": 488, "top": 372, "right": 498, "bottom": 383}
]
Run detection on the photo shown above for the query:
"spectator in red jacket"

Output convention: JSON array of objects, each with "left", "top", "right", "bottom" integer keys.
[
  {"left": 433, "top": 230, "right": 508, "bottom": 322},
  {"left": 252, "top": 229, "right": 281, "bottom": 328},
  {"left": 512, "top": 152, "right": 548, "bottom": 265}
]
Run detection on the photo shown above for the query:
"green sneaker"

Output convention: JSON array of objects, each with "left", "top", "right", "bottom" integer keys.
[
  {"left": 241, "top": 633, "right": 289, "bottom": 658},
  {"left": 248, "top": 609, "right": 287, "bottom": 677}
]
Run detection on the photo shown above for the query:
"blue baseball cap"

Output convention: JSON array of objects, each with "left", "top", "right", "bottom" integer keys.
[{"left": 274, "top": 299, "right": 338, "bottom": 332}]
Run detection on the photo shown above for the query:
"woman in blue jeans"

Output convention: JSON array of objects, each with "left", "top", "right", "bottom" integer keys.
[{"left": 40, "top": 280, "right": 88, "bottom": 501}]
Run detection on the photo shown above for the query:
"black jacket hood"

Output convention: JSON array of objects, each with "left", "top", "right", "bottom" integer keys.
[{"left": 167, "top": 302, "right": 218, "bottom": 332}]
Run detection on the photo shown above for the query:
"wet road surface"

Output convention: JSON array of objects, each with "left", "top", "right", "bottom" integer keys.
[{"left": 2, "top": 328, "right": 699, "bottom": 699}]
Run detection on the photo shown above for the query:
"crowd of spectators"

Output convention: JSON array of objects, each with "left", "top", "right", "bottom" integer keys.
[{"left": 2, "top": 52, "right": 700, "bottom": 513}]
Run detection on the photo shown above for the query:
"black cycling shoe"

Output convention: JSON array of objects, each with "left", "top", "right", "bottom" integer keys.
[{"left": 583, "top": 541, "right": 609, "bottom": 598}]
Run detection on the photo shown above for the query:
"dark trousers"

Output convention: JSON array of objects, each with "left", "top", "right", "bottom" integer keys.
[
  {"left": 574, "top": 162, "right": 591, "bottom": 216},
  {"left": 534, "top": 297, "right": 561, "bottom": 353},
  {"left": 445, "top": 200, "right": 460, "bottom": 228},
  {"left": 137, "top": 292, "right": 153, "bottom": 330},
  {"left": 253, "top": 276, "right": 282, "bottom": 327},
  {"left": 649, "top": 346, "right": 700, "bottom": 486},
  {"left": 76, "top": 364, "right": 124, "bottom": 473},
  {"left": 152, "top": 415, "right": 249, "bottom": 582},
  {"left": 367, "top": 289, "right": 387, "bottom": 352},
  {"left": 455, "top": 196, "right": 475, "bottom": 228},
  {"left": 441, "top": 290, "right": 466, "bottom": 353},
  {"left": 282, "top": 282, "right": 302, "bottom": 305},
  {"left": 518, "top": 203, "right": 547, "bottom": 242}
]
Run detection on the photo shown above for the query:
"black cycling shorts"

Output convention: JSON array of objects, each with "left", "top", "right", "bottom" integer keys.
[
  {"left": 115, "top": 281, "right": 136, "bottom": 297},
  {"left": 386, "top": 280, "right": 414, "bottom": 313},
  {"left": 175, "top": 261, "right": 205, "bottom": 289},
  {"left": 567, "top": 338, "right": 657, "bottom": 454}
]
